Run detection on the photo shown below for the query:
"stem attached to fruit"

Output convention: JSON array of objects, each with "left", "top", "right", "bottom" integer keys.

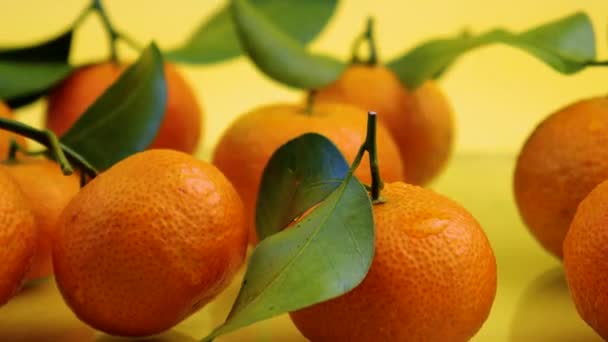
[
  {"left": 4, "top": 139, "right": 44, "bottom": 163},
  {"left": 305, "top": 90, "right": 317, "bottom": 115},
  {"left": 91, "top": 0, "right": 142, "bottom": 62},
  {"left": 350, "top": 17, "right": 379, "bottom": 66},
  {"left": 349, "top": 111, "right": 384, "bottom": 204},
  {"left": 0, "top": 118, "right": 98, "bottom": 179}
]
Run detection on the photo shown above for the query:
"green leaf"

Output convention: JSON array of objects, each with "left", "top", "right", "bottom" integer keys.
[
  {"left": 60, "top": 43, "right": 167, "bottom": 171},
  {"left": 165, "top": 0, "right": 338, "bottom": 64},
  {"left": 230, "top": 0, "right": 345, "bottom": 89},
  {"left": 387, "top": 12, "right": 596, "bottom": 89},
  {"left": 256, "top": 132, "right": 350, "bottom": 240},
  {"left": 202, "top": 133, "right": 374, "bottom": 342},
  {"left": 0, "top": 30, "right": 74, "bottom": 107}
]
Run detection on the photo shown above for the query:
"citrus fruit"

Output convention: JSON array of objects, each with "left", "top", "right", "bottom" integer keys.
[
  {"left": 564, "top": 178, "right": 608, "bottom": 340},
  {"left": 514, "top": 97, "right": 608, "bottom": 258},
  {"left": 212, "top": 102, "right": 404, "bottom": 243},
  {"left": 290, "top": 182, "right": 497, "bottom": 341},
  {"left": 0, "top": 102, "right": 27, "bottom": 157},
  {"left": 316, "top": 64, "right": 454, "bottom": 185},
  {"left": 52, "top": 149, "right": 247, "bottom": 336},
  {"left": 46, "top": 62, "right": 202, "bottom": 154},
  {"left": 2, "top": 158, "right": 79, "bottom": 281},
  {"left": 0, "top": 167, "right": 36, "bottom": 305}
]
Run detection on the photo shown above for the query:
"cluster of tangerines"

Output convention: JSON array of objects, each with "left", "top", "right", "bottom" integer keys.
[
  {"left": 1, "top": 9, "right": 607, "bottom": 342},
  {"left": 0, "top": 52, "right": 499, "bottom": 341}
]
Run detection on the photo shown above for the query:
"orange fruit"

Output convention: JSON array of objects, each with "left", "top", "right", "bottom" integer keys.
[
  {"left": 52, "top": 149, "right": 247, "bottom": 336},
  {"left": 316, "top": 64, "right": 454, "bottom": 185},
  {"left": 212, "top": 102, "right": 404, "bottom": 243},
  {"left": 514, "top": 97, "right": 608, "bottom": 258},
  {"left": 0, "top": 102, "right": 27, "bottom": 157},
  {"left": 1, "top": 158, "right": 79, "bottom": 281},
  {"left": 290, "top": 182, "right": 497, "bottom": 341},
  {"left": 46, "top": 62, "right": 202, "bottom": 154},
  {"left": 0, "top": 167, "right": 36, "bottom": 305},
  {"left": 564, "top": 178, "right": 608, "bottom": 339}
]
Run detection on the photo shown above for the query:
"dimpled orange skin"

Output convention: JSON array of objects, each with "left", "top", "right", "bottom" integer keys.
[
  {"left": 46, "top": 62, "right": 202, "bottom": 154},
  {"left": 212, "top": 102, "right": 404, "bottom": 243},
  {"left": 316, "top": 64, "right": 454, "bottom": 185},
  {"left": 52, "top": 150, "right": 247, "bottom": 337},
  {"left": 0, "top": 167, "right": 36, "bottom": 305},
  {"left": 290, "top": 182, "right": 497, "bottom": 342},
  {"left": 514, "top": 97, "right": 608, "bottom": 258},
  {"left": 2, "top": 158, "right": 80, "bottom": 281},
  {"left": 564, "top": 179, "right": 608, "bottom": 339},
  {"left": 0, "top": 102, "right": 27, "bottom": 155}
]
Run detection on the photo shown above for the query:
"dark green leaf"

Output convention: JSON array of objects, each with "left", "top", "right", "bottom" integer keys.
[
  {"left": 256, "top": 132, "right": 350, "bottom": 240},
  {"left": 0, "top": 30, "right": 74, "bottom": 107},
  {"left": 230, "top": 0, "right": 345, "bottom": 89},
  {"left": 165, "top": 0, "right": 337, "bottom": 64},
  {"left": 202, "top": 133, "right": 374, "bottom": 342},
  {"left": 60, "top": 43, "right": 167, "bottom": 171},
  {"left": 387, "top": 12, "right": 596, "bottom": 88}
]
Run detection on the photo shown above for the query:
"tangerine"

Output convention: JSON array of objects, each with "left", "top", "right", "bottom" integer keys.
[
  {"left": 564, "top": 178, "right": 608, "bottom": 340},
  {"left": 212, "top": 102, "right": 404, "bottom": 243},
  {"left": 0, "top": 167, "right": 36, "bottom": 305},
  {"left": 1, "top": 158, "right": 79, "bottom": 281},
  {"left": 514, "top": 97, "right": 608, "bottom": 258},
  {"left": 52, "top": 149, "right": 247, "bottom": 336},
  {"left": 46, "top": 62, "right": 202, "bottom": 154},
  {"left": 316, "top": 64, "right": 454, "bottom": 185},
  {"left": 290, "top": 182, "right": 497, "bottom": 341}
]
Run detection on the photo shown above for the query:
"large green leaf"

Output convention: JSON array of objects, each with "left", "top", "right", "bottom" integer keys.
[
  {"left": 256, "top": 132, "right": 350, "bottom": 240},
  {"left": 202, "top": 133, "right": 374, "bottom": 341},
  {"left": 60, "top": 43, "right": 167, "bottom": 171},
  {"left": 165, "top": 0, "right": 338, "bottom": 64},
  {"left": 0, "top": 30, "right": 74, "bottom": 107},
  {"left": 230, "top": 0, "right": 345, "bottom": 89},
  {"left": 387, "top": 12, "right": 596, "bottom": 89}
]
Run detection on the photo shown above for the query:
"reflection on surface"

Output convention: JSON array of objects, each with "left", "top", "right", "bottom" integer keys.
[
  {"left": 510, "top": 267, "right": 602, "bottom": 342},
  {"left": 0, "top": 279, "right": 94, "bottom": 342}
]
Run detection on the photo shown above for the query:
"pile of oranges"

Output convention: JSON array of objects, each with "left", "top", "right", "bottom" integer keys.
[
  {"left": 2, "top": 49, "right": 608, "bottom": 341},
  {"left": 0, "top": 56, "right": 500, "bottom": 342}
]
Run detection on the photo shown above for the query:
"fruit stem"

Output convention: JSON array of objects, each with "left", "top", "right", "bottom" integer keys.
[
  {"left": 91, "top": 0, "right": 142, "bottom": 62},
  {"left": 586, "top": 60, "right": 608, "bottom": 66},
  {"left": 350, "top": 17, "right": 379, "bottom": 66},
  {"left": 0, "top": 118, "right": 98, "bottom": 178},
  {"left": 349, "top": 111, "right": 385, "bottom": 204},
  {"left": 4, "top": 139, "right": 44, "bottom": 163},
  {"left": 305, "top": 90, "right": 317, "bottom": 115}
]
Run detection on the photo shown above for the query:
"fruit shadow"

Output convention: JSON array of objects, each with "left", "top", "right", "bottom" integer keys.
[
  {"left": 509, "top": 267, "right": 602, "bottom": 341},
  {"left": 96, "top": 330, "right": 196, "bottom": 342}
]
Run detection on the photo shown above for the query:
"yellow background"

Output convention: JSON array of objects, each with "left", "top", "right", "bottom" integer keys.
[
  {"left": 2, "top": 1, "right": 608, "bottom": 341},
  {"left": 1, "top": 0, "right": 608, "bottom": 155}
]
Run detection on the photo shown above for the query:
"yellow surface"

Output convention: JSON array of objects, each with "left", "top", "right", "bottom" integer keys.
[
  {"left": 1, "top": 0, "right": 608, "bottom": 155},
  {"left": 0, "top": 153, "right": 603, "bottom": 341},
  {"left": 2, "top": 1, "right": 608, "bottom": 341}
]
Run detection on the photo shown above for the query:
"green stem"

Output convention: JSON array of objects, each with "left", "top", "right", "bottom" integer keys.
[
  {"left": 364, "top": 17, "right": 378, "bottom": 66},
  {"left": 365, "top": 111, "right": 382, "bottom": 201},
  {"left": 0, "top": 118, "right": 98, "bottom": 178},
  {"left": 586, "top": 60, "right": 608, "bottom": 66},
  {"left": 4, "top": 139, "right": 44, "bottom": 163},
  {"left": 349, "top": 17, "right": 379, "bottom": 66},
  {"left": 91, "top": 0, "right": 143, "bottom": 61},
  {"left": 348, "top": 111, "right": 384, "bottom": 204},
  {"left": 92, "top": 0, "right": 119, "bottom": 62}
]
